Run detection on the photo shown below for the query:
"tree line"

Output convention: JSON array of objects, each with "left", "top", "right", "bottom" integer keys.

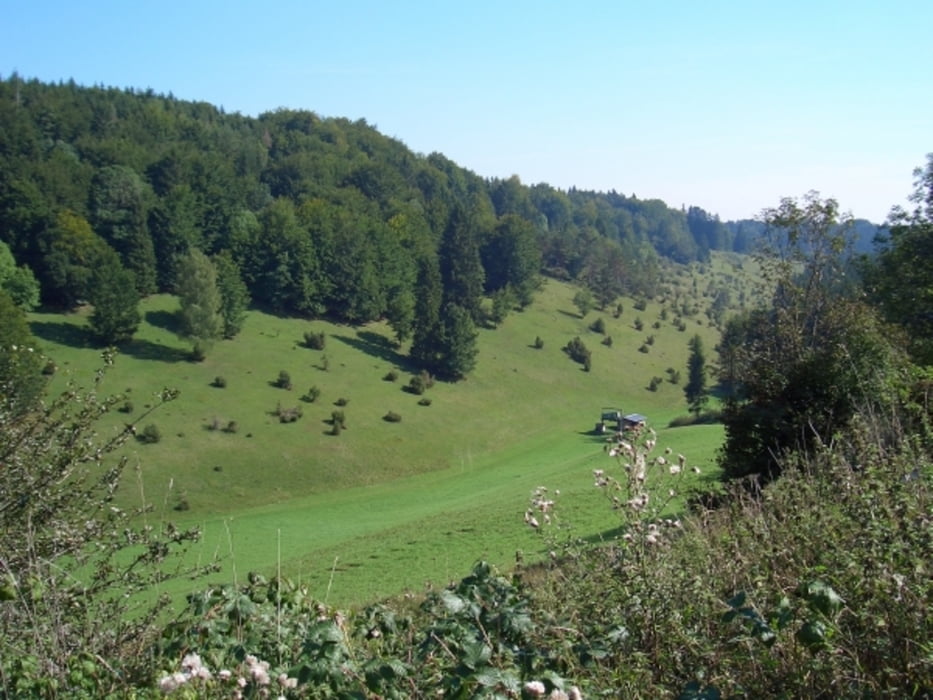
[{"left": 1, "top": 75, "right": 841, "bottom": 377}]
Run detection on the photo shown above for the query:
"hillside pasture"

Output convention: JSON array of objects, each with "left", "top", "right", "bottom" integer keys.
[{"left": 30, "top": 275, "right": 730, "bottom": 605}]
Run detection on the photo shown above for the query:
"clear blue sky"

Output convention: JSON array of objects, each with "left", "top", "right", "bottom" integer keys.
[{"left": 3, "top": 0, "right": 931, "bottom": 223}]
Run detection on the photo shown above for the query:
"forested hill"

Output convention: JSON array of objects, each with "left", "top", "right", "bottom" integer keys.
[{"left": 0, "top": 76, "right": 879, "bottom": 330}]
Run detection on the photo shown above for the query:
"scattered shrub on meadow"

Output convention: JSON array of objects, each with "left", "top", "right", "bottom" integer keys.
[
  {"left": 639, "top": 343, "right": 649, "bottom": 353},
  {"left": 613, "top": 302, "right": 623, "bottom": 318},
  {"left": 119, "top": 400, "right": 134, "bottom": 414},
  {"left": 302, "top": 385, "right": 321, "bottom": 403},
  {"left": 42, "top": 360, "right": 57, "bottom": 375},
  {"left": 633, "top": 298, "right": 647, "bottom": 311},
  {"left": 590, "top": 317, "right": 606, "bottom": 334},
  {"left": 667, "top": 368, "right": 681, "bottom": 384},
  {"left": 303, "top": 330, "right": 326, "bottom": 350},
  {"left": 418, "top": 397, "right": 432, "bottom": 406},
  {"left": 533, "top": 335, "right": 544, "bottom": 349},
  {"left": 634, "top": 317, "right": 644, "bottom": 331},
  {"left": 190, "top": 342, "right": 207, "bottom": 362},
  {"left": 207, "top": 416, "right": 220, "bottom": 431},
  {"left": 563, "top": 336, "right": 592, "bottom": 367},
  {"left": 138, "top": 423, "right": 162, "bottom": 444},
  {"left": 646, "top": 335, "right": 655, "bottom": 346},
  {"left": 212, "top": 376, "right": 227, "bottom": 388},
  {"left": 383, "top": 370, "right": 399, "bottom": 382},
  {"left": 602, "top": 335, "right": 613, "bottom": 347},
  {"left": 335, "top": 397, "right": 349, "bottom": 407},
  {"left": 648, "top": 376, "right": 662, "bottom": 391},
  {"left": 652, "top": 320, "right": 662, "bottom": 329},
  {"left": 383, "top": 411, "right": 402, "bottom": 423},
  {"left": 331, "top": 410, "right": 346, "bottom": 429},
  {"left": 278, "top": 406, "right": 302, "bottom": 423},
  {"left": 275, "top": 370, "right": 292, "bottom": 390},
  {"left": 223, "top": 420, "right": 238, "bottom": 434},
  {"left": 407, "top": 370, "right": 434, "bottom": 395}
]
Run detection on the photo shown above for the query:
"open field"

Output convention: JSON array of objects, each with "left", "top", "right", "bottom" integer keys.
[{"left": 30, "top": 274, "right": 731, "bottom": 606}]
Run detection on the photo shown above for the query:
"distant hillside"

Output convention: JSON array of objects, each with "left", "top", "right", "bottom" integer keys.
[{"left": 2, "top": 76, "right": 757, "bottom": 317}]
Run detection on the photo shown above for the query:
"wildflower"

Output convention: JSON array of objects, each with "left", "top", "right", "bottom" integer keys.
[
  {"left": 656, "top": 455, "right": 667, "bottom": 466},
  {"left": 219, "top": 669, "right": 233, "bottom": 681},
  {"left": 569, "top": 685, "right": 584, "bottom": 700},
  {"left": 159, "top": 673, "right": 184, "bottom": 693},
  {"left": 278, "top": 673, "right": 298, "bottom": 689},
  {"left": 645, "top": 533, "right": 659, "bottom": 545},
  {"left": 678, "top": 453, "right": 686, "bottom": 467},
  {"left": 669, "top": 464, "right": 681, "bottom": 475},
  {"left": 692, "top": 466, "right": 701, "bottom": 474},
  {"left": 524, "top": 680, "right": 546, "bottom": 696},
  {"left": 664, "top": 447, "right": 672, "bottom": 455}
]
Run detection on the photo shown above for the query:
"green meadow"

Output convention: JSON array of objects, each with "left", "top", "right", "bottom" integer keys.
[{"left": 31, "top": 272, "right": 730, "bottom": 607}]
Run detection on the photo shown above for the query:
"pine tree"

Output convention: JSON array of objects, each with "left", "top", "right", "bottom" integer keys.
[
  {"left": 410, "top": 254, "right": 443, "bottom": 370},
  {"left": 439, "top": 204, "right": 485, "bottom": 323},
  {"left": 684, "top": 334, "right": 708, "bottom": 416},
  {"left": 438, "top": 302, "right": 478, "bottom": 379},
  {"left": 213, "top": 250, "right": 250, "bottom": 339},
  {"left": 88, "top": 248, "right": 141, "bottom": 345}
]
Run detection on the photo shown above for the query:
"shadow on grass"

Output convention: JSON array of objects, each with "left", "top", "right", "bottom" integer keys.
[
  {"left": 331, "top": 330, "right": 410, "bottom": 369},
  {"left": 145, "top": 309, "right": 181, "bottom": 334},
  {"left": 29, "top": 320, "right": 92, "bottom": 349},
  {"left": 120, "top": 338, "right": 190, "bottom": 363}
]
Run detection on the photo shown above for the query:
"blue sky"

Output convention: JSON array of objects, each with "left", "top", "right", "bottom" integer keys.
[{"left": 2, "top": 0, "right": 931, "bottom": 223}]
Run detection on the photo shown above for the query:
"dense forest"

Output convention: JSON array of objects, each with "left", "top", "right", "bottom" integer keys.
[{"left": 0, "top": 75, "right": 880, "bottom": 375}]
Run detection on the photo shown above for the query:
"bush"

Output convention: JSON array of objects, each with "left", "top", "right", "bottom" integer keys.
[
  {"left": 602, "top": 335, "right": 613, "bottom": 347},
  {"left": 278, "top": 406, "right": 302, "bottom": 423},
  {"left": 303, "top": 330, "right": 326, "bottom": 350},
  {"left": 41, "top": 360, "right": 57, "bottom": 375},
  {"left": 639, "top": 344, "right": 649, "bottom": 353},
  {"left": 302, "top": 385, "right": 321, "bottom": 403},
  {"left": 190, "top": 342, "right": 207, "bottom": 362},
  {"left": 383, "top": 411, "right": 402, "bottom": 423},
  {"left": 634, "top": 317, "right": 644, "bottom": 331},
  {"left": 613, "top": 302, "right": 623, "bottom": 318},
  {"left": 646, "top": 334, "right": 655, "bottom": 346},
  {"left": 138, "top": 423, "right": 161, "bottom": 444},
  {"left": 590, "top": 317, "right": 606, "bottom": 334},
  {"left": 223, "top": 420, "right": 238, "bottom": 434},
  {"left": 648, "top": 376, "right": 662, "bottom": 391},
  {"left": 275, "top": 370, "right": 292, "bottom": 390},
  {"left": 418, "top": 397, "right": 432, "bottom": 406},
  {"left": 331, "top": 410, "right": 346, "bottom": 429},
  {"left": 407, "top": 371, "right": 434, "bottom": 395},
  {"left": 334, "top": 397, "right": 349, "bottom": 407},
  {"left": 533, "top": 336, "right": 544, "bottom": 349},
  {"left": 383, "top": 370, "right": 399, "bottom": 382},
  {"left": 563, "top": 336, "right": 592, "bottom": 366},
  {"left": 118, "top": 400, "right": 134, "bottom": 414},
  {"left": 211, "top": 375, "right": 227, "bottom": 388},
  {"left": 633, "top": 298, "right": 647, "bottom": 311}
]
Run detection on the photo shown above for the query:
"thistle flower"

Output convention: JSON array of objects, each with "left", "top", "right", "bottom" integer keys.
[{"left": 524, "top": 680, "right": 546, "bottom": 696}]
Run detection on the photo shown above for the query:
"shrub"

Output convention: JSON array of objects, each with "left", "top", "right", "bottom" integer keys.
[
  {"left": 302, "top": 385, "right": 321, "bottom": 403},
  {"left": 334, "top": 397, "right": 349, "bottom": 407},
  {"left": 648, "top": 376, "right": 662, "bottom": 391},
  {"left": 407, "top": 370, "right": 434, "bottom": 395},
  {"left": 190, "top": 342, "right": 207, "bottom": 362},
  {"left": 652, "top": 320, "right": 662, "bottom": 329},
  {"left": 331, "top": 410, "right": 346, "bottom": 428},
  {"left": 563, "top": 336, "right": 591, "bottom": 366},
  {"left": 383, "top": 370, "right": 399, "bottom": 382},
  {"left": 278, "top": 406, "right": 302, "bottom": 423},
  {"left": 533, "top": 335, "right": 544, "bottom": 349},
  {"left": 613, "top": 302, "right": 623, "bottom": 318},
  {"left": 211, "top": 376, "right": 227, "bottom": 388},
  {"left": 590, "top": 317, "right": 606, "bottom": 334},
  {"left": 138, "top": 423, "right": 161, "bottom": 444},
  {"left": 303, "top": 330, "right": 326, "bottom": 350},
  {"left": 275, "top": 370, "right": 292, "bottom": 390},
  {"left": 634, "top": 317, "right": 644, "bottom": 331},
  {"left": 118, "top": 400, "right": 134, "bottom": 414},
  {"left": 41, "top": 360, "right": 57, "bottom": 375},
  {"left": 646, "top": 334, "right": 655, "bottom": 346},
  {"left": 418, "top": 397, "right": 432, "bottom": 406},
  {"left": 601, "top": 335, "right": 613, "bottom": 347},
  {"left": 223, "top": 420, "right": 238, "bottom": 434},
  {"left": 667, "top": 368, "right": 681, "bottom": 384},
  {"left": 639, "top": 343, "right": 649, "bottom": 353},
  {"left": 383, "top": 411, "right": 402, "bottom": 423},
  {"left": 633, "top": 298, "right": 647, "bottom": 311}
]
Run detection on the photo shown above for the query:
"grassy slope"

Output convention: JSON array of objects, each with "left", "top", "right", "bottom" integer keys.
[{"left": 31, "top": 271, "right": 734, "bottom": 606}]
